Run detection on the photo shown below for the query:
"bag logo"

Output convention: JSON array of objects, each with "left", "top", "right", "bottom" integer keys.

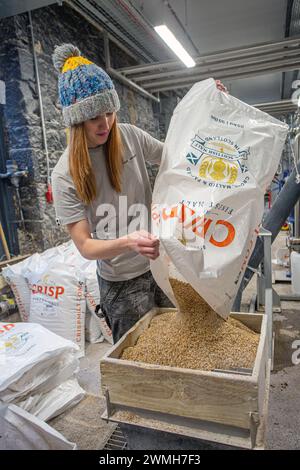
[
  {"left": 30, "top": 275, "right": 65, "bottom": 299},
  {"left": 0, "top": 331, "right": 31, "bottom": 354},
  {"left": 186, "top": 135, "right": 250, "bottom": 186}
]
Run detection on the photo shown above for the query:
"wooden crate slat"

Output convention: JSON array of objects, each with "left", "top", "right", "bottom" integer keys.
[{"left": 101, "top": 360, "right": 257, "bottom": 429}]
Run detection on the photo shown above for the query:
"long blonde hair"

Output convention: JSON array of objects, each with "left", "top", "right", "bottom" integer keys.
[{"left": 69, "top": 118, "right": 123, "bottom": 204}]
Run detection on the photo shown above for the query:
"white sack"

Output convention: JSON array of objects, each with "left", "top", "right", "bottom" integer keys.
[
  {"left": 82, "top": 260, "right": 103, "bottom": 343},
  {"left": 3, "top": 240, "right": 104, "bottom": 345},
  {"left": 95, "top": 307, "right": 113, "bottom": 345},
  {"left": 0, "top": 322, "right": 78, "bottom": 393},
  {"left": 1, "top": 351, "right": 79, "bottom": 403},
  {"left": 16, "top": 378, "right": 85, "bottom": 422},
  {"left": 151, "top": 78, "right": 288, "bottom": 318},
  {"left": 27, "top": 263, "right": 86, "bottom": 357},
  {"left": 2, "top": 253, "right": 41, "bottom": 322},
  {"left": 85, "top": 310, "right": 104, "bottom": 344},
  {"left": 56, "top": 241, "right": 104, "bottom": 344},
  {"left": 0, "top": 403, "right": 76, "bottom": 450}
]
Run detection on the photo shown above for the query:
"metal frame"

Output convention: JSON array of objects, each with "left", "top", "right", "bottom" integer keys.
[
  {"left": 255, "top": 228, "right": 274, "bottom": 364},
  {"left": 251, "top": 100, "right": 297, "bottom": 116}
]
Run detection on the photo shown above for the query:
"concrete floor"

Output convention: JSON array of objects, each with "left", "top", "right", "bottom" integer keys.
[
  {"left": 77, "top": 341, "right": 111, "bottom": 396},
  {"left": 49, "top": 341, "right": 113, "bottom": 449},
  {"left": 7, "top": 232, "right": 300, "bottom": 449},
  {"left": 242, "top": 233, "right": 300, "bottom": 449}
]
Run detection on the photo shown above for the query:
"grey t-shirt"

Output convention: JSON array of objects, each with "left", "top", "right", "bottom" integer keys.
[{"left": 51, "top": 123, "right": 163, "bottom": 281}]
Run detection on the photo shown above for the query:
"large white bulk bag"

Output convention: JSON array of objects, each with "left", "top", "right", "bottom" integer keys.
[{"left": 151, "top": 78, "right": 288, "bottom": 318}]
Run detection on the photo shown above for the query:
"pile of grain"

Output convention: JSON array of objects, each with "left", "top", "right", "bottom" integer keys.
[{"left": 121, "top": 278, "right": 259, "bottom": 371}]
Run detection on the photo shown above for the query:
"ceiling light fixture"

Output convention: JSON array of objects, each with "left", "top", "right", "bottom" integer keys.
[{"left": 154, "top": 24, "right": 195, "bottom": 68}]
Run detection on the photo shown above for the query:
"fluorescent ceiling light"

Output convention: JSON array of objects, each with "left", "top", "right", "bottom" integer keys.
[{"left": 154, "top": 24, "right": 195, "bottom": 68}]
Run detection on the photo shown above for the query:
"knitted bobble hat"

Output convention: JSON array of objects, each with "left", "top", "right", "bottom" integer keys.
[{"left": 52, "top": 43, "right": 120, "bottom": 126}]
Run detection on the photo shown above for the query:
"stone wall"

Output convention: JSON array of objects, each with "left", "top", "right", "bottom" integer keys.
[
  {"left": 158, "top": 93, "right": 180, "bottom": 141},
  {"left": 0, "top": 2, "right": 177, "bottom": 254}
]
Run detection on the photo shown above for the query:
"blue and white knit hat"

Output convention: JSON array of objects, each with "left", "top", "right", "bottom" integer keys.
[{"left": 52, "top": 43, "right": 120, "bottom": 126}]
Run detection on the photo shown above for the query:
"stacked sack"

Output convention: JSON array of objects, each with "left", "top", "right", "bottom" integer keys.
[
  {"left": 0, "top": 403, "right": 76, "bottom": 450},
  {"left": 0, "top": 321, "right": 85, "bottom": 422},
  {"left": 2, "top": 240, "right": 113, "bottom": 358}
]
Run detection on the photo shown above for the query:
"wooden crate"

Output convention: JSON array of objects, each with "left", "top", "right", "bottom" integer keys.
[{"left": 100, "top": 308, "right": 270, "bottom": 449}]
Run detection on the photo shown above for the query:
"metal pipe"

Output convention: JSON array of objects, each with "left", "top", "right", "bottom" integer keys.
[
  {"left": 142, "top": 57, "right": 300, "bottom": 89},
  {"left": 254, "top": 100, "right": 297, "bottom": 114},
  {"left": 233, "top": 158, "right": 300, "bottom": 311},
  {"left": 132, "top": 48, "right": 300, "bottom": 83},
  {"left": 119, "top": 37, "right": 300, "bottom": 75},
  {"left": 28, "top": 11, "right": 50, "bottom": 184},
  {"left": 149, "top": 63, "right": 300, "bottom": 92},
  {"left": 256, "top": 107, "right": 297, "bottom": 114},
  {"left": 109, "top": 67, "right": 160, "bottom": 102},
  {"left": 103, "top": 33, "right": 160, "bottom": 103},
  {"left": 15, "top": 187, "right": 26, "bottom": 230}
]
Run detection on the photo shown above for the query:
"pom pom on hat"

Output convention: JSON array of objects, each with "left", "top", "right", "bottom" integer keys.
[{"left": 52, "top": 43, "right": 81, "bottom": 72}]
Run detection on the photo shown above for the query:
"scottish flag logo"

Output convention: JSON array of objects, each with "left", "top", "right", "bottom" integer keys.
[{"left": 186, "top": 152, "right": 200, "bottom": 166}]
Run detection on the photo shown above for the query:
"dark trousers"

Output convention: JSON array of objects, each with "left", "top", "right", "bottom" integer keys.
[{"left": 97, "top": 270, "right": 173, "bottom": 343}]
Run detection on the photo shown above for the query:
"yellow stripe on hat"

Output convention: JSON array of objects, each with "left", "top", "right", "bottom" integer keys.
[{"left": 62, "top": 56, "right": 93, "bottom": 73}]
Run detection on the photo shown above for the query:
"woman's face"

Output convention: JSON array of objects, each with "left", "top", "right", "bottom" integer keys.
[{"left": 83, "top": 112, "right": 115, "bottom": 148}]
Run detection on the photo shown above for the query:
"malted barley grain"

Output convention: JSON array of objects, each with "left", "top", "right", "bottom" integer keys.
[{"left": 121, "top": 278, "right": 259, "bottom": 371}]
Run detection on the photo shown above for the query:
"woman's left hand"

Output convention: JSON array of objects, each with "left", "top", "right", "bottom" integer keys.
[{"left": 215, "top": 79, "right": 228, "bottom": 93}]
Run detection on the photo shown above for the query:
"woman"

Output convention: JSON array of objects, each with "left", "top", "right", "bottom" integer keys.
[{"left": 51, "top": 43, "right": 226, "bottom": 343}]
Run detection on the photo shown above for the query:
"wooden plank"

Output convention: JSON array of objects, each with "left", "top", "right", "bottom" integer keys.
[
  {"left": 254, "top": 358, "right": 271, "bottom": 449},
  {"left": 0, "top": 221, "right": 11, "bottom": 260},
  {"left": 0, "top": 254, "right": 31, "bottom": 270},
  {"left": 101, "top": 359, "right": 257, "bottom": 429},
  {"left": 252, "top": 314, "right": 268, "bottom": 380},
  {"left": 102, "top": 407, "right": 254, "bottom": 449},
  {"left": 256, "top": 316, "right": 269, "bottom": 418}
]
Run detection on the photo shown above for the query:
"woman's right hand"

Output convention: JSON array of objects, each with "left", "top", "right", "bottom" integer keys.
[{"left": 126, "top": 230, "right": 160, "bottom": 260}]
